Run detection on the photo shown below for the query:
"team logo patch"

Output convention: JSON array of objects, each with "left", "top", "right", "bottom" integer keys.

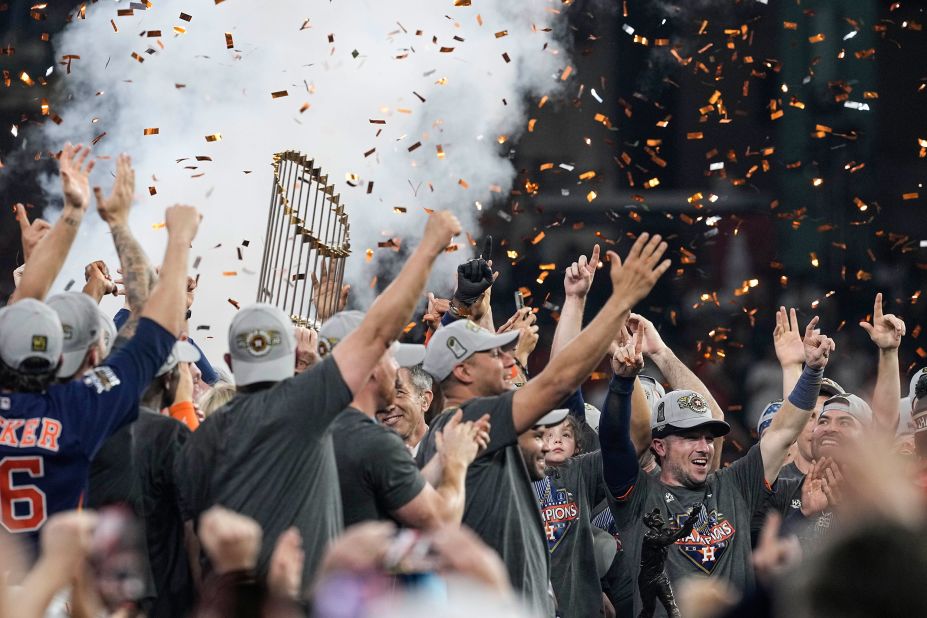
[
  {"left": 677, "top": 393, "right": 709, "bottom": 415},
  {"left": 446, "top": 336, "right": 468, "bottom": 359},
  {"left": 318, "top": 338, "right": 334, "bottom": 358},
  {"left": 82, "top": 366, "right": 122, "bottom": 394},
  {"left": 672, "top": 506, "right": 735, "bottom": 574},
  {"left": 62, "top": 324, "right": 74, "bottom": 341},
  {"left": 236, "top": 330, "right": 282, "bottom": 357},
  {"left": 31, "top": 335, "right": 48, "bottom": 352},
  {"left": 539, "top": 481, "right": 578, "bottom": 553}
]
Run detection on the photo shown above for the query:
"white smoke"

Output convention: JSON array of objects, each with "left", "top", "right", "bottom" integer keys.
[{"left": 39, "top": 0, "right": 571, "bottom": 360}]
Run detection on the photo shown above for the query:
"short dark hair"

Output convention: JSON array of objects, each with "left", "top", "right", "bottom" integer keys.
[
  {"left": 0, "top": 356, "right": 58, "bottom": 393},
  {"left": 915, "top": 373, "right": 927, "bottom": 402}
]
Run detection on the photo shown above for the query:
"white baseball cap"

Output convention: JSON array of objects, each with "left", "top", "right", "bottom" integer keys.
[
  {"left": 0, "top": 299, "right": 63, "bottom": 373},
  {"left": 651, "top": 389, "right": 730, "bottom": 438},
  {"left": 157, "top": 340, "right": 201, "bottom": 376},
  {"left": 96, "top": 307, "right": 117, "bottom": 358},
  {"left": 423, "top": 319, "right": 519, "bottom": 382},
  {"left": 228, "top": 303, "right": 296, "bottom": 386},
  {"left": 534, "top": 408, "right": 569, "bottom": 428},
  {"left": 319, "top": 310, "right": 426, "bottom": 368},
  {"left": 47, "top": 292, "right": 101, "bottom": 379}
]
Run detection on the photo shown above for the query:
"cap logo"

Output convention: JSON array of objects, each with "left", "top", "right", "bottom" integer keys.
[
  {"left": 656, "top": 402, "right": 666, "bottom": 423},
  {"left": 236, "top": 329, "right": 282, "bottom": 357},
  {"left": 31, "top": 335, "right": 48, "bottom": 352},
  {"left": 318, "top": 338, "right": 333, "bottom": 358},
  {"left": 446, "top": 336, "right": 468, "bottom": 359},
  {"left": 464, "top": 321, "right": 481, "bottom": 333},
  {"left": 62, "top": 325, "right": 74, "bottom": 341},
  {"left": 677, "top": 394, "right": 709, "bottom": 415}
]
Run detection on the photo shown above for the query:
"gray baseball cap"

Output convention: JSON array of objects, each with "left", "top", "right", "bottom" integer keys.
[
  {"left": 318, "top": 310, "right": 425, "bottom": 368},
  {"left": 423, "top": 319, "right": 519, "bottom": 382},
  {"left": 535, "top": 408, "right": 569, "bottom": 428},
  {"left": 651, "top": 389, "right": 730, "bottom": 438},
  {"left": 96, "top": 307, "right": 117, "bottom": 358},
  {"left": 228, "top": 303, "right": 296, "bottom": 386},
  {"left": 0, "top": 299, "right": 63, "bottom": 373},
  {"left": 639, "top": 374, "right": 666, "bottom": 411},
  {"left": 157, "top": 340, "right": 201, "bottom": 376},
  {"left": 47, "top": 292, "right": 101, "bottom": 379},
  {"left": 821, "top": 394, "right": 872, "bottom": 426}
]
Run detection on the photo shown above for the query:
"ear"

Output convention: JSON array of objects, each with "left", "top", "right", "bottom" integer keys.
[
  {"left": 450, "top": 363, "right": 472, "bottom": 385},
  {"left": 651, "top": 438, "right": 667, "bottom": 458},
  {"left": 421, "top": 388, "right": 434, "bottom": 411},
  {"left": 224, "top": 353, "right": 233, "bottom": 372}
]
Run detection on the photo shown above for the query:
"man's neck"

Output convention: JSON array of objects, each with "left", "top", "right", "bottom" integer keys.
[
  {"left": 658, "top": 471, "right": 705, "bottom": 491},
  {"left": 408, "top": 420, "right": 428, "bottom": 448},
  {"left": 793, "top": 453, "right": 813, "bottom": 474}
]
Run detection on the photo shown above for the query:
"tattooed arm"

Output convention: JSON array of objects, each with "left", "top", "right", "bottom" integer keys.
[
  {"left": 94, "top": 154, "right": 156, "bottom": 341},
  {"left": 10, "top": 144, "right": 94, "bottom": 303}
]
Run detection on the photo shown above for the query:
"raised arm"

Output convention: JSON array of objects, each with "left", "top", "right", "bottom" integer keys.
[
  {"left": 773, "top": 306, "right": 806, "bottom": 399},
  {"left": 550, "top": 244, "right": 600, "bottom": 357},
  {"left": 94, "top": 154, "right": 157, "bottom": 340},
  {"left": 599, "top": 374, "right": 640, "bottom": 497},
  {"left": 631, "top": 312, "right": 726, "bottom": 471},
  {"left": 609, "top": 321, "right": 654, "bottom": 455},
  {"left": 760, "top": 316, "right": 834, "bottom": 484},
  {"left": 10, "top": 144, "right": 93, "bottom": 303},
  {"left": 140, "top": 205, "right": 200, "bottom": 336},
  {"left": 333, "top": 212, "right": 460, "bottom": 395},
  {"left": 860, "top": 292, "right": 906, "bottom": 434},
  {"left": 512, "top": 233, "right": 671, "bottom": 433}
]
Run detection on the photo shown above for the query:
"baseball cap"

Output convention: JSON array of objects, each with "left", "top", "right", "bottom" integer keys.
[
  {"left": 651, "top": 389, "right": 730, "bottom": 438},
  {"left": 820, "top": 377, "right": 846, "bottom": 399},
  {"left": 756, "top": 400, "right": 784, "bottom": 438},
  {"left": 157, "top": 340, "right": 201, "bottom": 376},
  {"left": 423, "top": 320, "right": 520, "bottom": 382},
  {"left": 584, "top": 403, "right": 601, "bottom": 434},
  {"left": 228, "top": 303, "right": 296, "bottom": 386},
  {"left": 318, "top": 310, "right": 426, "bottom": 368},
  {"left": 47, "top": 292, "right": 101, "bottom": 379},
  {"left": 821, "top": 394, "right": 873, "bottom": 426},
  {"left": 639, "top": 374, "right": 667, "bottom": 411},
  {"left": 534, "top": 408, "right": 569, "bottom": 428},
  {"left": 96, "top": 307, "right": 117, "bottom": 358},
  {"left": 0, "top": 299, "right": 63, "bottom": 373}
]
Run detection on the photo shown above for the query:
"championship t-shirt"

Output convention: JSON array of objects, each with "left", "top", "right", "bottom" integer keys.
[
  {"left": 174, "top": 355, "right": 352, "bottom": 591},
  {"left": 0, "top": 317, "right": 174, "bottom": 537},
  {"left": 416, "top": 391, "right": 555, "bottom": 617},
  {"left": 532, "top": 450, "right": 608, "bottom": 618},
  {"left": 608, "top": 444, "right": 768, "bottom": 617},
  {"left": 331, "top": 407, "right": 426, "bottom": 527}
]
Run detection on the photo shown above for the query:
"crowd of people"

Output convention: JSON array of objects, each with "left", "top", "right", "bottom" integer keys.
[{"left": 1, "top": 143, "right": 926, "bottom": 618}]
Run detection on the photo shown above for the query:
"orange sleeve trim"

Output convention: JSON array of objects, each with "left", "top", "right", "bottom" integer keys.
[
  {"left": 613, "top": 484, "right": 636, "bottom": 502},
  {"left": 170, "top": 401, "right": 200, "bottom": 431}
]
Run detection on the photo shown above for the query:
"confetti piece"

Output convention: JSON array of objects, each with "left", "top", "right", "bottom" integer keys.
[
  {"left": 458, "top": 179, "right": 469, "bottom": 189},
  {"left": 407, "top": 141, "right": 421, "bottom": 152},
  {"left": 205, "top": 133, "right": 222, "bottom": 142},
  {"left": 809, "top": 33, "right": 826, "bottom": 43},
  {"left": 271, "top": 90, "right": 288, "bottom": 98},
  {"left": 687, "top": 132, "right": 704, "bottom": 140},
  {"left": 228, "top": 298, "right": 240, "bottom": 309},
  {"left": 148, "top": 186, "right": 156, "bottom": 195},
  {"left": 131, "top": 52, "right": 144, "bottom": 63},
  {"left": 222, "top": 271, "right": 237, "bottom": 277},
  {"left": 531, "top": 231, "right": 545, "bottom": 245},
  {"left": 903, "top": 193, "right": 919, "bottom": 200},
  {"left": 579, "top": 170, "right": 596, "bottom": 180},
  {"left": 152, "top": 222, "right": 165, "bottom": 229},
  {"left": 454, "top": 0, "right": 471, "bottom": 5},
  {"left": 586, "top": 191, "right": 597, "bottom": 202},
  {"left": 560, "top": 66, "right": 573, "bottom": 81},
  {"left": 495, "top": 30, "right": 508, "bottom": 38},
  {"left": 143, "top": 127, "right": 159, "bottom": 136},
  {"left": 179, "top": 12, "right": 192, "bottom": 21},
  {"left": 225, "top": 32, "right": 233, "bottom": 49}
]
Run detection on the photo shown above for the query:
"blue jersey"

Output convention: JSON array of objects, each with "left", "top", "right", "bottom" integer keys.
[{"left": 0, "top": 318, "right": 174, "bottom": 535}]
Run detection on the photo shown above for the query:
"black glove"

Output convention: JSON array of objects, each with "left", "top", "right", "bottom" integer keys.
[{"left": 454, "top": 258, "right": 494, "bottom": 304}]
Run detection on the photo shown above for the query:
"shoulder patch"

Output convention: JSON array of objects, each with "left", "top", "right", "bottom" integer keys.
[{"left": 82, "top": 366, "right": 122, "bottom": 394}]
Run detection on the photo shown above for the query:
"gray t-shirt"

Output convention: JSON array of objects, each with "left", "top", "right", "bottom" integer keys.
[
  {"left": 331, "top": 407, "right": 426, "bottom": 527},
  {"left": 416, "top": 391, "right": 555, "bottom": 617},
  {"left": 174, "top": 356, "right": 352, "bottom": 591},
  {"left": 609, "top": 444, "right": 768, "bottom": 617},
  {"left": 533, "top": 451, "right": 608, "bottom": 618}
]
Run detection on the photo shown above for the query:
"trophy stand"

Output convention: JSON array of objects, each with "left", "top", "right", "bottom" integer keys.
[{"left": 256, "top": 151, "right": 351, "bottom": 328}]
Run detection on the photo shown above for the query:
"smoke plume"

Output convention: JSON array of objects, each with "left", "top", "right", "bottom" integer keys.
[{"left": 39, "top": 0, "right": 570, "bottom": 359}]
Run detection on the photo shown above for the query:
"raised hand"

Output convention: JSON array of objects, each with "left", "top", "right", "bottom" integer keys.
[
  {"left": 455, "top": 257, "right": 494, "bottom": 304},
  {"left": 311, "top": 258, "right": 350, "bottom": 321},
  {"left": 14, "top": 203, "right": 51, "bottom": 262},
  {"left": 435, "top": 409, "right": 481, "bottom": 467},
  {"left": 859, "top": 292, "right": 906, "bottom": 351},
  {"left": 606, "top": 233, "right": 671, "bottom": 309},
  {"left": 198, "top": 506, "right": 263, "bottom": 574},
  {"left": 421, "top": 210, "right": 462, "bottom": 257},
  {"left": 423, "top": 292, "right": 450, "bottom": 330},
  {"left": 563, "top": 243, "right": 601, "bottom": 299},
  {"left": 39, "top": 510, "right": 98, "bottom": 577},
  {"left": 294, "top": 326, "right": 320, "bottom": 374},
  {"left": 84, "top": 260, "right": 118, "bottom": 296},
  {"left": 59, "top": 143, "right": 94, "bottom": 210},
  {"left": 93, "top": 153, "right": 135, "bottom": 225},
  {"left": 268, "top": 527, "right": 304, "bottom": 601},
  {"left": 611, "top": 321, "right": 644, "bottom": 378},
  {"left": 164, "top": 204, "right": 201, "bottom": 244},
  {"left": 774, "top": 306, "right": 805, "bottom": 367},
  {"left": 802, "top": 316, "right": 835, "bottom": 370},
  {"left": 627, "top": 312, "right": 669, "bottom": 357}
]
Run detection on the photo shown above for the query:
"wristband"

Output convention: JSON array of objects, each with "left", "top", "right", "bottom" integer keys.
[
  {"left": 787, "top": 365, "right": 824, "bottom": 411},
  {"left": 169, "top": 400, "right": 200, "bottom": 431},
  {"left": 608, "top": 375, "right": 635, "bottom": 395}
]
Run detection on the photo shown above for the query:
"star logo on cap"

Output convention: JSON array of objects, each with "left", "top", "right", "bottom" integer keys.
[
  {"left": 238, "top": 330, "right": 281, "bottom": 357},
  {"left": 677, "top": 394, "right": 709, "bottom": 415}
]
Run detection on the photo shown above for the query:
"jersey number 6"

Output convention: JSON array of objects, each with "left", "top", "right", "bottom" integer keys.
[{"left": 0, "top": 456, "right": 47, "bottom": 533}]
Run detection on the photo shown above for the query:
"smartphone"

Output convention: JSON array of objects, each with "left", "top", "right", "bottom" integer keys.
[{"left": 514, "top": 290, "right": 525, "bottom": 311}]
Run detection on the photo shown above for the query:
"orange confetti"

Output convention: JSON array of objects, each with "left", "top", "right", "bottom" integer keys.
[
  {"left": 560, "top": 66, "right": 573, "bottom": 81},
  {"left": 143, "top": 127, "right": 159, "bottom": 136},
  {"left": 531, "top": 231, "right": 546, "bottom": 245},
  {"left": 458, "top": 179, "right": 469, "bottom": 189},
  {"left": 205, "top": 133, "right": 222, "bottom": 142},
  {"left": 902, "top": 192, "right": 919, "bottom": 200},
  {"left": 687, "top": 132, "right": 704, "bottom": 140},
  {"left": 225, "top": 32, "right": 234, "bottom": 49},
  {"left": 271, "top": 90, "right": 288, "bottom": 98}
]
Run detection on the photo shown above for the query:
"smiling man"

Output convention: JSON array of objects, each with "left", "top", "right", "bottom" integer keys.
[
  {"left": 374, "top": 364, "right": 433, "bottom": 454},
  {"left": 600, "top": 315, "right": 835, "bottom": 616}
]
